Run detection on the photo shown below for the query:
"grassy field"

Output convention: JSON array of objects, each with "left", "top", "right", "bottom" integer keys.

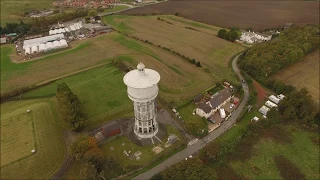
[
  {"left": 1, "top": 31, "right": 213, "bottom": 105},
  {"left": 230, "top": 125, "right": 319, "bottom": 179},
  {"left": 0, "top": 98, "right": 65, "bottom": 179},
  {"left": 0, "top": 0, "right": 54, "bottom": 25},
  {"left": 273, "top": 49, "right": 319, "bottom": 105},
  {"left": 21, "top": 64, "right": 132, "bottom": 130},
  {"left": 103, "top": 15, "right": 245, "bottom": 83}
]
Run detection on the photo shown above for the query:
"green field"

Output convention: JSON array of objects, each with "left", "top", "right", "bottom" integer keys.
[
  {"left": 0, "top": 0, "right": 54, "bottom": 25},
  {"left": 0, "top": 99, "right": 65, "bottom": 179},
  {"left": 22, "top": 64, "right": 132, "bottom": 130},
  {"left": 230, "top": 125, "right": 319, "bottom": 179}
]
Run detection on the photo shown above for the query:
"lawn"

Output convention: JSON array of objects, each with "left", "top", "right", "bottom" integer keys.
[
  {"left": 103, "top": 15, "right": 245, "bottom": 84},
  {"left": 21, "top": 64, "right": 132, "bottom": 130},
  {"left": 230, "top": 125, "right": 319, "bottom": 180},
  {"left": 273, "top": 49, "right": 319, "bottom": 105},
  {"left": 0, "top": 98, "right": 65, "bottom": 179},
  {"left": 0, "top": 0, "right": 54, "bottom": 25},
  {"left": 178, "top": 103, "right": 208, "bottom": 137}
]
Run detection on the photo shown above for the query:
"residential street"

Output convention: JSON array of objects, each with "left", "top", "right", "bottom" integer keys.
[{"left": 134, "top": 53, "right": 249, "bottom": 180}]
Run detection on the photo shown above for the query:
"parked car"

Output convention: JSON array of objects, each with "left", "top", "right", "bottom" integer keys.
[{"left": 230, "top": 104, "right": 234, "bottom": 109}]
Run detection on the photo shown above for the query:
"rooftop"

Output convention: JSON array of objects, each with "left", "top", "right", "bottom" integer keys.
[
  {"left": 23, "top": 34, "right": 65, "bottom": 47},
  {"left": 209, "top": 88, "right": 232, "bottom": 109},
  {"left": 123, "top": 63, "right": 160, "bottom": 89}
]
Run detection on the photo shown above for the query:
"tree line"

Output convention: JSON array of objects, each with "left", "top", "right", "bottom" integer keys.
[
  {"left": 56, "top": 83, "right": 86, "bottom": 131},
  {"left": 30, "top": 10, "right": 88, "bottom": 32},
  {"left": 0, "top": 20, "right": 30, "bottom": 35},
  {"left": 238, "top": 25, "right": 319, "bottom": 80},
  {"left": 218, "top": 27, "right": 240, "bottom": 42}
]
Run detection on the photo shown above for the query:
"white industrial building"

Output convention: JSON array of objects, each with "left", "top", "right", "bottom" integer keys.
[
  {"left": 23, "top": 34, "right": 67, "bottom": 55},
  {"left": 240, "top": 31, "right": 272, "bottom": 44},
  {"left": 49, "top": 22, "right": 83, "bottom": 35},
  {"left": 123, "top": 62, "right": 161, "bottom": 139}
]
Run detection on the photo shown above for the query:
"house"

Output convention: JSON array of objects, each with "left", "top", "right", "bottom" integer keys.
[
  {"left": 208, "top": 113, "right": 224, "bottom": 132},
  {"left": 196, "top": 102, "right": 212, "bottom": 118},
  {"left": 196, "top": 88, "right": 233, "bottom": 118},
  {"left": 251, "top": 116, "right": 259, "bottom": 122},
  {"left": 194, "top": 94, "right": 203, "bottom": 103},
  {"left": 240, "top": 31, "right": 272, "bottom": 44},
  {"left": 259, "top": 106, "right": 270, "bottom": 116},
  {"left": 277, "top": 94, "right": 285, "bottom": 100}
]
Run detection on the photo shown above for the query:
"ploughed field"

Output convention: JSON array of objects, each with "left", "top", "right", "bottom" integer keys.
[
  {"left": 0, "top": 99, "right": 65, "bottom": 179},
  {"left": 121, "top": 1, "right": 319, "bottom": 30},
  {"left": 103, "top": 15, "right": 244, "bottom": 83},
  {"left": 272, "top": 49, "right": 319, "bottom": 105}
]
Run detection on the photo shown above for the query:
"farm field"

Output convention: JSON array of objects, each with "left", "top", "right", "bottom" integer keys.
[
  {"left": 273, "top": 49, "right": 319, "bottom": 105},
  {"left": 122, "top": 1, "right": 320, "bottom": 31},
  {"left": 230, "top": 125, "right": 319, "bottom": 180},
  {"left": 0, "top": 98, "right": 65, "bottom": 179},
  {"left": 22, "top": 64, "right": 132, "bottom": 130},
  {"left": 0, "top": 0, "right": 54, "bottom": 25},
  {"left": 103, "top": 15, "right": 245, "bottom": 84}
]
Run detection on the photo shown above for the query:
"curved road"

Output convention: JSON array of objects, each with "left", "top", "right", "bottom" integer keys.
[{"left": 133, "top": 53, "right": 249, "bottom": 180}]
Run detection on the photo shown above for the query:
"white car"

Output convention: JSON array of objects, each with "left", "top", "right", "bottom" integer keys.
[{"left": 230, "top": 104, "right": 234, "bottom": 109}]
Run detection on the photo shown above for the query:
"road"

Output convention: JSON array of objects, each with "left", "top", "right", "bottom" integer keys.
[{"left": 133, "top": 53, "right": 249, "bottom": 180}]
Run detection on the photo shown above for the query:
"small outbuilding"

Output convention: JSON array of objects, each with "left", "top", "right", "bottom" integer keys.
[{"left": 259, "top": 106, "right": 270, "bottom": 116}]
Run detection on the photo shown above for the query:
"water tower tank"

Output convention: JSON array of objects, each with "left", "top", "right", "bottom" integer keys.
[{"left": 123, "top": 62, "right": 160, "bottom": 138}]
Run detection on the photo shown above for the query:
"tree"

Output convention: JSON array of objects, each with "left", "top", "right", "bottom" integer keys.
[
  {"left": 228, "top": 30, "right": 239, "bottom": 42},
  {"left": 218, "top": 29, "right": 227, "bottom": 39},
  {"left": 196, "top": 61, "right": 202, "bottom": 67},
  {"left": 80, "top": 163, "right": 98, "bottom": 180},
  {"left": 56, "top": 83, "right": 86, "bottom": 131},
  {"left": 191, "top": 59, "right": 196, "bottom": 64},
  {"left": 88, "top": 10, "right": 98, "bottom": 17}
]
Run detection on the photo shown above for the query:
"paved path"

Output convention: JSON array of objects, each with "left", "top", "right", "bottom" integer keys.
[{"left": 133, "top": 53, "right": 249, "bottom": 180}]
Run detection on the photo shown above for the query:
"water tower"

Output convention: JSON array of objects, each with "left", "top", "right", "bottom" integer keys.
[{"left": 123, "top": 62, "right": 161, "bottom": 139}]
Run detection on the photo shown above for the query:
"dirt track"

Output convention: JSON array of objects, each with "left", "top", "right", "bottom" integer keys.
[{"left": 121, "top": 1, "right": 319, "bottom": 30}]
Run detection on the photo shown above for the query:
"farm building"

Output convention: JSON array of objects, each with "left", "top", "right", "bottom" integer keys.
[
  {"left": 265, "top": 100, "right": 277, "bottom": 108},
  {"left": 23, "top": 34, "right": 67, "bottom": 54},
  {"left": 259, "top": 106, "right": 270, "bottom": 116},
  {"left": 240, "top": 31, "right": 272, "bottom": 44},
  {"left": 269, "top": 95, "right": 281, "bottom": 104},
  {"left": 196, "top": 88, "right": 233, "bottom": 118}
]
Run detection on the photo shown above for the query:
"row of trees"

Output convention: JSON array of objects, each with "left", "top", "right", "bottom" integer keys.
[
  {"left": 218, "top": 27, "right": 240, "bottom": 42},
  {"left": 30, "top": 10, "right": 88, "bottom": 32},
  {"left": 56, "top": 83, "right": 86, "bottom": 131},
  {"left": 0, "top": 20, "right": 30, "bottom": 35},
  {"left": 238, "top": 25, "right": 319, "bottom": 80}
]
